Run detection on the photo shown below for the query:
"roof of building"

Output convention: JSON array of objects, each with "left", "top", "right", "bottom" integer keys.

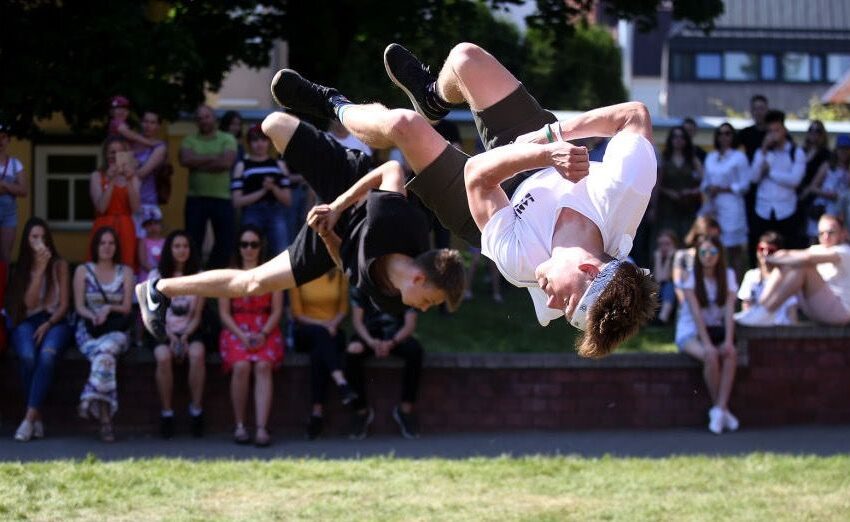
[{"left": 673, "top": 0, "right": 850, "bottom": 40}]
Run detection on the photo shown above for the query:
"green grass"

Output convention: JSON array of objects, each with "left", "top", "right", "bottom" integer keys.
[
  {"left": 2, "top": 454, "right": 849, "bottom": 521},
  {"left": 417, "top": 273, "right": 676, "bottom": 354}
]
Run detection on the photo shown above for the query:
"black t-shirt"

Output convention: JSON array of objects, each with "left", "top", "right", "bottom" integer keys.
[
  {"left": 231, "top": 157, "right": 290, "bottom": 203},
  {"left": 799, "top": 147, "right": 831, "bottom": 196},
  {"left": 349, "top": 285, "right": 411, "bottom": 339},
  {"left": 340, "top": 189, "right": 431, "bottom": 315},
  {"left": 737, "top": 125, "right": 767, "bottom": 164}
]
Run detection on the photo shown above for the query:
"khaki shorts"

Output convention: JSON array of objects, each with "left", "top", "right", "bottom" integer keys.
[{"left": 405, "top": 85, "right": 556, "bottom": 247}]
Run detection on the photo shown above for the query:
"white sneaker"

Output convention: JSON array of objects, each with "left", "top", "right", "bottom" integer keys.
[
  {"left": 14, "top": 420, "right": 34, "bottom": 442},
  {"left": 708, "top": 407, "right": 724, "bottom": 435},
  {"left": 734, "top": 305, "right": 776, "bottom": 326},
  {"left": 723, "top": 410, "right": 739, "bottom": 432},
  {"left": 33, "top": 420, "right": 45, "bottom": 439}
]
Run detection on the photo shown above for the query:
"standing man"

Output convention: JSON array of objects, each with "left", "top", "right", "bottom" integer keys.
[
  {"left": 749, "top": 109, "right": 807, "bottom": 251},
  {"left": 268, "top": 42, "right": 658, "bottom": 357},
  {"left": 180, "top": 105, "right": 238, "bottom": 268},
  {"left": 737, "top": 94, "right": 769, "bottom": 164}
]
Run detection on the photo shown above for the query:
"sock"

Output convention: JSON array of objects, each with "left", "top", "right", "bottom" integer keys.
[
  {"left": 161, "top": 410, "right": 174, "bottom": 417},
  {"left": 425, "top": 82, "right": 457, "bottom": 114},
  {"left": 188, "top": 405, "right": 203, "bottom": 417},
  {"left": 330, "top": 94, "right": 352, "bottom": 121}
]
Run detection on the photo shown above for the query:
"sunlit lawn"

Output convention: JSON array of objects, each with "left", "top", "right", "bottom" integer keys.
[
  {"left": 2, "top": 454, "right": 848, "bottom": 521},
  {"left": 417, "top": 270, "right": 675, "bottom": 354}
]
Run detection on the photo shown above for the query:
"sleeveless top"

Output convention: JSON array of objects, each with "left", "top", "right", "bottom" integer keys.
[{"left": 98, "top": 172, "right": 133, "bottom": 217}]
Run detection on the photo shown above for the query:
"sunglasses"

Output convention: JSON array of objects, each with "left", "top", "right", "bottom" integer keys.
[
  {"left": 757, "top": 244, "right": 777, "bottom": 254},
  {"left": 699, "top": 247, "right": 719, "bottom": 257},
  {"left": 239, "top": 240, "right": 261, "bottom": 249}
]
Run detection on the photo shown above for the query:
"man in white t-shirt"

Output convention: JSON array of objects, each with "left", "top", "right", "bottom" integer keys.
[{"left": 269, "top": 42, "right": 659, "bottom": 357}]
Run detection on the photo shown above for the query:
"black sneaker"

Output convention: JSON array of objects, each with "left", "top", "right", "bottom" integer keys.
[
  {"left": 270, "top": 68, "right": 340, "bottom": 119},
  {"left": 135, "top": 278, "right": 169, "bottom": 341},
  {"left": 392, "top": 405, "right": 420, "bottom": 439},
  {"left": 337, "top": 383, "right": 358, "bottom": 406},
  {"left": 383, "top": 43, "right": 448, "bottom": 124},
  {"left": 159, "top": 415, "right": 175, "bottom": 440},
  {"left": 305, "top": 414, "right": 324, "bottom": 440},
  {"left": 348, "top": 408, "right": 374, "bottom": 440},
  {"left": 190, "top": 411, "right": 204, "bottom": 438}
]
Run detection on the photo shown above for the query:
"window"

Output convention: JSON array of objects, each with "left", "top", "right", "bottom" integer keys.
[
  {"left": 35, "top": 145, "right": 100, "bottom": 230},
  {"left": 695, "top": 53, "right": 722, "bottom": 80},
  {"left": 761, "top": 54, "right": 777, "bottom": 80},
  {"left": 811, "top": 55, "right": 824, "bottom": 82},
  {"left": 827, "top": 53, "right": 850, "bottom": 82},
  {"left": 670, "top": 52, "right": 693, "bottom": 81},
  {"left": 724, "top": 52, "right": 758, "bottom": 80},
  {"left": 783, "top": 53, "right": 811, "bottom": 82}
]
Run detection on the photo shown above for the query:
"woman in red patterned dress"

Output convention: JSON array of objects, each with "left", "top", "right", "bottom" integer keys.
[{"left": 218, "top": 225, "right": 284, "bottom": 446}]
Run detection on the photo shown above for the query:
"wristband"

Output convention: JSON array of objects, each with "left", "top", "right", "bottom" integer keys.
[{"left": 544, "top": 124, "right": 555, "bottom": 143}]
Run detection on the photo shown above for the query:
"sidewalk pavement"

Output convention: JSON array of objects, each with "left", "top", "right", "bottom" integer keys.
[{"left": 1, "top": 425, "right": 848, "bottom": 462}]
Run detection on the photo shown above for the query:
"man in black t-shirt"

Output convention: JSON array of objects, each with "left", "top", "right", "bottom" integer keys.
[
  {"left": 136, "top": 111, "right": 466, "bottom": 341},
  {"left": 345, "top": 286, "right": 423, "bottom": 439}
]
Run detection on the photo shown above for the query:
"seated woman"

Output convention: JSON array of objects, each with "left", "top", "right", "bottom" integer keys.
[
  {"left": 676, "top": 235, "right": 739, "bottom": 435},
  {"left": 147, "top": 230, "right": 206, "bottom": 439},
  {"left": 219, "top": 226, "right": 284, "bottom": 446},
  {"left": 737, "top": 231, "right": 797, "bottom": 325},
  {"left": 289, "top": 267, "right": 355, "bottom": 440},
  {"left": 737, "top": 214, "right": 850, "bottom": 327},
  {"left": 73, "top": 227, "right": 134, "bottom": 442},
  {"left": 6, "top": 218, "right": 71, "bottom": 441}
]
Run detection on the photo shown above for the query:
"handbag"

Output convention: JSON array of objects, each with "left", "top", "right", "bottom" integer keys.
[{"left": 84, "top": 264, "right": 131, "bottom": 337}]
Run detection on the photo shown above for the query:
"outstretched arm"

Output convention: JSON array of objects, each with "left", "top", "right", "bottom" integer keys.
[{"left": 517, "top": 102, "right": 653, "bottom": 145}]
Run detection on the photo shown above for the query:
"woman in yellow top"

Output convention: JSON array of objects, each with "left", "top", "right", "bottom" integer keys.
[{"left": 289, "top": 268, "right": 356, "bottom": 439}]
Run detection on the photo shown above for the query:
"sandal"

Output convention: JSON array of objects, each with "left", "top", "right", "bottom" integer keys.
[
  {"left": 254, "top": 427, "right": 271, "bottom": 447},
  {"left": 233, "top": 424, "right": 250, "bottom": 445},
  {"left": 99, "top": 422, "right": 115, "bottom": 443}
]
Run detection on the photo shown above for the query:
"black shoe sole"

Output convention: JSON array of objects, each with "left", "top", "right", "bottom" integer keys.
[
  {"left": 383, "top": 44, "right": 443, "bottom": 124},
  {"left": 270, "top": 68, "right": 335, "bottom": 119},
  {"left": 135, "top": 281, "right": 166, "bottom": 341}
]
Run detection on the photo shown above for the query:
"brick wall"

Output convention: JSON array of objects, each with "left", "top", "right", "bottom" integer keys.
[{"left": 1, "top": 325, "right": 848, "bottom": 437}]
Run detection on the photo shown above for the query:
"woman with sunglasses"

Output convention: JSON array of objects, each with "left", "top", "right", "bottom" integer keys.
[
  {"left": 701, "top": 123, "right": 749, "bottom": 279},
  {"left": 800, "top": 134, "right": 850, "bottom": 244},
  {"left": 218, "top": 225, "right": 284, "bottom": 446},
  {"left": 147, "top": 230, "right": 207, "bottom": 439},
  {"left": 737, "top": 231, "right": 797, "bottom": 325},
  {"left": 677, "top": 235, "right": 739, "bottom": 434},
  {"left": 738, "top": 214, "right": 850, "bottom": 327}
]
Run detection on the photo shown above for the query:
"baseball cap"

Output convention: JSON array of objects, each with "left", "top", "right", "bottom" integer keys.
[
  {"left": 141, "top": 206, "right": 163, "bottom": 225},
  {"left": 110, "top": 95, "right": 131, "bottom": 109}
]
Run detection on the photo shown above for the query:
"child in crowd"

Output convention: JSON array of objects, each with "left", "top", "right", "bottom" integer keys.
[
  {"left": 653, "top": 229, "right": 679, "bottom": 324},
  {"left": 737, "top": 232, "right": 797, "bottom": 325},
  {"left": 219, "top": 225, "right": 284, "bottom": 447},
  {"left": 147, "top": 230, "right": 207, "bottom": 439},
  {"left": 137, "top": 206, "right": 165, "bottom": 284},
  {"left": 676, "top": 235, "right": 739, "bottom": 435},
  {"left": 107, "top": 95, "right": 158, "bottom": 150}
]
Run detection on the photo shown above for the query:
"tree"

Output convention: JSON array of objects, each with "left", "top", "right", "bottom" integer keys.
[{"left": 0, "top": 0, "right": 722, "bottom": 137}]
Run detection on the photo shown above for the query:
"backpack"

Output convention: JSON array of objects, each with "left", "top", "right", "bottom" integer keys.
[{"left": 155, "top": 162, "right": 173, "bottom": 205}]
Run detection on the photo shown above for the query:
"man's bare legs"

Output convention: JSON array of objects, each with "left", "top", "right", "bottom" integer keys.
[
  {"left": 759, "top": 265, "right": 827, "bottom": 311},
  {"left": 434, "top": 43, "right": 520, "bottom": 111}
]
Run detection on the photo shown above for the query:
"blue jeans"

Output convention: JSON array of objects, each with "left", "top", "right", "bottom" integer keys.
[
  {"left": 12, "top": 312, "right": 71, "bottom": 410},
  {"left": 242, "top": 200, "right": 290, "bottom": 256},
  {"left": 185, "top": 196, "right": 235, "bottom": 269}
]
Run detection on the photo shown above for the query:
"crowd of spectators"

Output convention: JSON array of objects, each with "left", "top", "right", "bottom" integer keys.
[{"left": 1, "top": 91, "right": 849, "bottom": 443}]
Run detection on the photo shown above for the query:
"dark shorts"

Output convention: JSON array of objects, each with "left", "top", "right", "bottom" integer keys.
[
  {"left": 283, "top": 121, "right": 372, "bottom": 285},
  {"left": 406, "top": 84, "right": 556, "bottom": 247}
]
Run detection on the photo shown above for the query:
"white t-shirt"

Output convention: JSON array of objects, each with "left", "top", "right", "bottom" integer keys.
[
  {"left": 676, "top": 268, "right": 738, "bottom": 343},
  {"left": 737, "top": 268, "right": 797, "bottom": 325},
  {"left": 811, "top": 243, "right": 850, "bottom": 311},
  {"left": 481, "top": 132, "right": 657, "bottom": 325}
]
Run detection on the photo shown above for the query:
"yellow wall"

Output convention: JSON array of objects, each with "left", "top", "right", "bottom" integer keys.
[{"left": 11, "top": 121, "right": 196, "bottom": 263}]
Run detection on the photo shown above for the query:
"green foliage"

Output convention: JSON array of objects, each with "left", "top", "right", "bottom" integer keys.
[
  {"left": 1, "top": 0, "right": 721, "bottom": 137},
  {"left": 808, "top": 97, "right": 850, "bottom": 122},
  {"left": 522, "top": 22, "right": 628, "bottom": 110}
]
